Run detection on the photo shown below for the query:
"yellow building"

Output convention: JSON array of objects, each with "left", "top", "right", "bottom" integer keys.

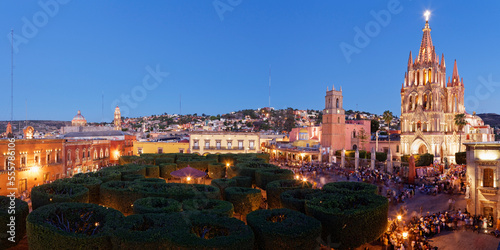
[
  {"left": 189, "top": 132, "right": 260, "bottom": 155},
  {"left": 133, "top": 141, "right": 189, "bottom": 155}
]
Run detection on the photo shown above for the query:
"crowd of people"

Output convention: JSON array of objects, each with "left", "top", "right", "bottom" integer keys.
[{"left": 383, "top": 207, "right": 495, "bottom": 250}]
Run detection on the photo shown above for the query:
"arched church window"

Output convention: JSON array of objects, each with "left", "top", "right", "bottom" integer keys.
[
  {"left": 337, "top": 117, "right": 340, "bottom": 123},
  {"left": 416, "top": 71, "right": 420, "bottom": 85},
  {"left": 423, "top": 94, "right": 428, "bottom": 110},
  {"left": 417, "top": 121, "right": 422, "bottom": 131},
  {"left": 423, "top": 70, "right": 427, "bottom": 85},
  {"left": 415, "top": 95, "right": 419, "bottom": 110},
  {"left": 408, "top": 96, "right": 413, "bottom": 111},
  {"left": 428, "top": 69, "right": 432, "bottom": 83},
  {"left": 336, "top": 98, "right": 339, "bottom": 108},
  {"left": 454, "top": 96, "right": 458, "bottom": 112},
  {"left": 353, "top": 130, "right": 356, "bottom": 138}
]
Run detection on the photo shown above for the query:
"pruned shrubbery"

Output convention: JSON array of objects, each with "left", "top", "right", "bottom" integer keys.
[
  {"left": 247, "top": 208, "right": 321, "bottom": 250},
  {"left": 27, "top": 202, "right": 124, "bottom": 250},
  {"left": 31, "top": 183, "right": 89, "bottom": 210}
]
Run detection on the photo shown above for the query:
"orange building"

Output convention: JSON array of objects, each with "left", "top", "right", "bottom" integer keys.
[
  {"left": 0, "top": 139, "right": 65, "bottom": 197},
  {"left": 63, "top": 140, "right": 111, "bottom": 177}
]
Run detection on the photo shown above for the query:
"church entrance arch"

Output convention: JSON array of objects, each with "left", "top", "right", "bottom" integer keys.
[{"left": 410, "top": 138, "right": 430, "bottom": 155}]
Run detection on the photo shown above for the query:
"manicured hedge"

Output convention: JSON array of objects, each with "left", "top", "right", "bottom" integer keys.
[
  {"left": 133, "top": 197, "right": 182, "bottom": 214},
  {"left": 280, "top": 189, "right": 322, "bottom": 213},
  {"left": 154, "top": 157, "right": 175, "bottom": 165},
  {"left": 119, "top": 164, "right": 147, "bottom": 178},
  {"left": 224, "top": 187, "right": 262, "bottom": 216},
  {"left": 231, "top": 162, "right": 279, "bottom": 183},
  {"left": 119, "top": 155, "right": 140, "bottom": 165},
  {"left": 167, "top": 212, "right": 254, "bottom": 250},
  {"left": 136, "top": 183, "right": 220, "bottom": 202},
  {"left": 31, "top": 183, "right": 89, "bottom": 210},
  {"left": 247, "top": 208, "right": 321, "bottom": 250},
  {"left": 254, "top": 168, "right": 294, "bottom": 190},
  {"left": 76, "top": 169, "right": 122, "bottom": 183},
  {"left": 145, "top": 165, "right": 160, "bottom": 178},
  {"left": 205, "top": 153, "right": 220, "bottom": 162},
  {"left": 100, "top": 181, "right": 144, "bottom": 216},
  {"left": 322, "top": 181, "right": 378, "bottom": 195},
  {"left": 211, "top": 178, "right": 237, "bottom": 199},
  {"left": 134, "top": 178, "right": 166, "bottom": 184},
  {"left": 226, "top": 166, "right": 239, "bottom": 179},
  {"left": 55, "top": 176, "right": 103, "bottom": 204},
  {"left": 266, "top": 179, "right": 312, "bottom": 209},
  {"left": 177, "top": 159, "right": 216, "bottom": 172},
  {"left": 182, "top": 199, "right": 234, "bottom": 218},
  {"left": 0, "top": 196, "right": 29, "bottom": 249},
  {"left": 159, "top": 163, "right": 177, "bottom": 179},
  {"left": 208, "top": 162, "right": 226, "bottom": 179},
  {"left": 232, "top": 176, "right": 253, "bottom": 188},
  {"left": 122, "top": 174, "right": 145, "bottom": 182},
  {"left": 111, "top": 213, "right": 179, "bottom": 249},
  {"left": 27, "top": 202, "right": 124, "bottom": 250},
  {"left": 305, "top": 192, "right": 388, "bottom": 250}
]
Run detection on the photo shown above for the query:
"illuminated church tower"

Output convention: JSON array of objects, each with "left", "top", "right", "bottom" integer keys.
[
  {"left": 400, "top": 11, "right": 466, "bottom": 163},
  {"left": 114, "top": 106, "right": 122, "bottom": 131},
  {"left": 321, "top": 85, "right": 346, "bottom": 155}
]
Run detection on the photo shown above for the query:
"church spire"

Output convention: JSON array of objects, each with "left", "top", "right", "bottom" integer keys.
[
  {"left": 418, "top": 12, "right": 434, "bottom": 63},
  {"left": 452, "top": 59, "right": 460, "bottom": 86},
  {"left": 407, "top": 51, "right": 413, "bottom": 68},
  {"left": 440, "top": 53, "right": 445, "bottom": 68}
]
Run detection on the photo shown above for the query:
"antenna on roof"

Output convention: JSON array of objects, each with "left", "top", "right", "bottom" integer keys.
[
  {"left": 268, "top": 65, "right": 271, "bottom": 108},
  {"left": 10, "top": 29, "right": 14, "bottom": 122},
  {"left": 180, "top": 94, "right": 182, "bottom": 115},
  {"left": 101, "top": 91, "right": 104, "bottom": 123}
]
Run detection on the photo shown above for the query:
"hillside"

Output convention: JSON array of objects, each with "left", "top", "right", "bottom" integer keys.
[
  {"left": 477, "top": 113, "right": 500, "bottom": 128},
  {"left": 0, "top": 120, "right": 71, "bottom": 134}
]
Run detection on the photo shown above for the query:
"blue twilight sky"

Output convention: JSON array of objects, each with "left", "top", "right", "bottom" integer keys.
[{"left": 0, "top": 1, "right": 499, "bottom": 122}]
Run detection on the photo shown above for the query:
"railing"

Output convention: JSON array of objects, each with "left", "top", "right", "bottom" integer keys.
[{"left": 198, "top": 146, "right": 246, "bottom": 151}]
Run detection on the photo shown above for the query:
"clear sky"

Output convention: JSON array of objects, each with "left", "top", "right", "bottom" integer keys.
[{"left": 1, "top": 1, "right": 499, "bottom": 122}]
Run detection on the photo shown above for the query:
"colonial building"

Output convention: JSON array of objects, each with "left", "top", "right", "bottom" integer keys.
[
  {"left": 189, "top": 132, "right": 260, "bottom": 155},
  {"left": 134, "top": 141, "right": 189, "bottom": 155},
  {"left": 0, "top": 139, "right": 65, "bottom": 197},
  {"left": 465, "top": 141, "right": 500, "bottom": 227},
  {"left": 319, "top": 86, "right": 372, "bottom": 162},
  {"left": 399, "top": 16, "right": 494, "bottom": 163}
]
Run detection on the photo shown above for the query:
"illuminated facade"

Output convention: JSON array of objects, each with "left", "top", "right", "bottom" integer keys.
[
  {"left": 400, "top": 17, "right": 494, "bottom": 163},
  {"left": 114, "top": 106, "right": 122, "bottom": 131},
  {"left": 71, "top": 110, "right": 87, "bottom": 127},
  {"left": 465, "top": 142, "right": 500, "bottom": 227},
  {"left": 134, "top": 141, "right": 189, "bottom": 155},
  {"left": 189, "top": 132, "right": 260, "bottom": 155},
  {"left": 0, "top": 139, "right": 64, "bottom": 197}
]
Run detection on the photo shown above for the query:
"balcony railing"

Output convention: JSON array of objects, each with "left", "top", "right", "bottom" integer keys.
[{"left": 196, "top": 146, "right": 246, "bottom": 151}]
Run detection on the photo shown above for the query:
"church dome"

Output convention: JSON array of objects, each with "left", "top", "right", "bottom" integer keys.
[{"left": 72, "top": 110, "right": 87, "bottom": 126}]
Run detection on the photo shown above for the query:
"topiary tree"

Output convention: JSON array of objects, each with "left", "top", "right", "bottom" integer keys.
[
  {"left": 305, "top": 192, "right": 388, "bottom": 250},
  {"left": 247, "top": 208, "right": 322, "bottom": 250},
  {"left": 233, "top": 162, "right": 280, "bottom": 183},
  {"left": 27, "top": 202, "right": 124, "bottom": 250},
  {"left": 133, "top": 197, "right": 182, "bottom": 214},
  {"left": 134, "top": 178, "right": 166, "bottom": 184},
  {"left": 232, "top": 176, "right": 253, "bottom": 188},
  {"left": 145, "top": 165, "right": 160, "bottom": 178},
  {"left": 182, "top": 199, "right": 234, "bottom": 218},
  {"left": 266, "top": 179, "right": 312, "bottom": 209},
  {"left": 159, "top": 163, "right": 177, "bottom": 179},
  {"left": 255, "top": 168, "right": 294, "bottom": 190},
  {"left": 224, "top": 187, "right": 262, "bottom": 217},
  {"left": 0, "top": 196, "right": 29, "bottom": 249},
  {"left": 208, "top": 162, "right": 226, "bottom": 179},
  {"left": 100, "top": 181, "right": 143, "bottom": 215},
  {"left": 31, "top": 183, "right": 89, "bottom": 210},
  {"left": 280, "top": 189, "right": 322, "bottom": 214},
  {"left": 167, "top": 212, "right": 254, "bottom": 250},
  {"left": 54, "top": 176, "right": 103, "bottom": 204},
  {"left": 111, "top": 213, "right": 180, "bottom": 249},
  {"left": 322, "top": 181, "right": 378, "bottom": 195},
  {"left": 211, "top": 178, "right": 237, "bottom": 200},
  {"left": 122, "top": 174, "right": 145, "bottom": 182},
  {"left": 76, "top": 169, "right": 121, "bottom": 183}
]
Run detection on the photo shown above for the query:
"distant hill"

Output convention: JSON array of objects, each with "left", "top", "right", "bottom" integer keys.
[
  {"left": 0, "top": 120, "right": 70, "bottom": 134},
  {"left": 477, "top": 113, "right": 500, "bottom": 128}
]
